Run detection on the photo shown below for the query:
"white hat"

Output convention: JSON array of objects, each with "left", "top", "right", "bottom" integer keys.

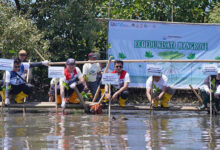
[{"left": 146, "top": 64, "right": 162, "bottom": 76}]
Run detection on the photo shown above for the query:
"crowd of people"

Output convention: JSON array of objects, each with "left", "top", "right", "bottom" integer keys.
[
  {"left": 0, "top": 50, "right": 131, "bottom": 110},
  {"left": 0, "top": 49, "right": 219, "bottom": 112}
]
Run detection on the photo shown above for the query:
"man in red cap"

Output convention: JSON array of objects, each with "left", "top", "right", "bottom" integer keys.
[{"left": 83, "top": 53, "right": 101, "bottom": 99}]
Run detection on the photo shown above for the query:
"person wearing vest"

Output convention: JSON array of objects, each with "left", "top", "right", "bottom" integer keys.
[
  {"left": 104, "top": 60, "right": 130, "bottom": 107},
  {"left": 83, "top": 53, "right": 101, "bottom": 98},
  {"left": 60, "top": 58, "right": 88, "bottom": 109},
  {"left": 146, "top": 74, "right": 175, "bottom": 108},
  {"left": 200, "top": 69, "right": 220, "bottom": 111},
  {"left": 0, "top": 58, "right": 33, "bottom": 105}
]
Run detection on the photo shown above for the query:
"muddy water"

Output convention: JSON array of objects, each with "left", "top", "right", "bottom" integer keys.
[{"left": 0, "top": 109, "right": 219, "bottom": 150}]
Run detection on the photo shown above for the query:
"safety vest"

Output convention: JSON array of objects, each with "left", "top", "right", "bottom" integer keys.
[
  {"left": 10, "top": 64, "right": 25, "bottom": 85},
  {"left": 111, "top": 70, "right": 127, "bottom": 89},
  {"left": 64, "top": 68, "right": 78, "bottom": 83},
  {"left": 209, "top": 75, "right": 220, "bottom": 92}
]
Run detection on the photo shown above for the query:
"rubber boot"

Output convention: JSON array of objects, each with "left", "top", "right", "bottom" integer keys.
[
  {"left": 15, "top": 92, "right": 28, "bottom": 104},
  {"left": 101, "top": 89, "right": 108, "bottom": 103},
  {"left": 69, "top": 91, "right": 80, "bottom": 104},
  {"left": 152, "top": 99, "right": 159, "bottom": 107},
  {"left": 0, "top": 91, "right": 5, "bottom": 100},
  {"left": 119, "top": 97, "right": 127, "bottom": 107},
  {"left": 57, "top": 95, "right": 62, "bottom": 104},
  {"left": 161, "top": 92, "right": 172, "bottom": 108}
]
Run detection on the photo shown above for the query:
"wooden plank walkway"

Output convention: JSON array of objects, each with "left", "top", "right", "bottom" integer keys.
[{"left": 0, "top": 102, "right": 202, "bottom": 111}]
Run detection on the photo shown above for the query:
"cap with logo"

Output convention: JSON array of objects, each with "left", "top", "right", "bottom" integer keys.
[{"left": 66, "top": 58, "right": 76, "bottom": 65}]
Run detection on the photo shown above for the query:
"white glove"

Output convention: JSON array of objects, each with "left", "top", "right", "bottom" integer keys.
[
  {"left": 61, "top": 101, "right": 66, "bottom": 109},
  {"left": 5, "top": 98, "right": 10, "bottom": 105},
  {"left": 42, "top": 60, "right": 49, "bottom": 66},
  {"left": 70, "top": 82, "right": 77, "bottom": 89}
]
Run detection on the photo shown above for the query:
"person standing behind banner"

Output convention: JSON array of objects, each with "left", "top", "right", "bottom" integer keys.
[
  {"left": 18, "top": 49, "right": 49, "bottom": 79},
  {"left": 60, "top": 58, "right": 88, "bottom": 109},
  {"left": 0, "top": 58, "right": 33, "bottom": 105},
  {"left": 199, "top": 69, "right": 220, "bottom": 110},
  {"left": 83, "top": 53, "right": 101, "bottom": 98},
  {"left": 104, "top": 60, "right": 130, "bottom": 107},
  {"left": 146, "top": 74, "right": 175, "bottom": 108}
]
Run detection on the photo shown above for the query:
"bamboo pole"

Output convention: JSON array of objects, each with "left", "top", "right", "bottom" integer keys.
[
  {"left": 55, "top": 79, "right": 58, "bottom": 113},
  {"left": 49, "top": 59, "right": 220, "bottom": 65},
  {"left": 74, "top": 87, "right": 88, "bottom": 112},
  {"left": 108, "top": 84, "right": 111, "bottom": 118},
  {"left": 34, "top": 49, "right": 46, "bottom": 61},
  {"left": 209, "top": 76, "right": 212, "bottom": 115},
  {"left": 189, "top": 85, "right": 203, "bottom": 104},
  {"left": 149, "top": 79, "right": 154, "bottom": 113},
  {"left": 24, "top": 59, "right": 31, "bottom": 104},
  {"left": 1, "top": 87, "right": 5, "bottom": 113}
]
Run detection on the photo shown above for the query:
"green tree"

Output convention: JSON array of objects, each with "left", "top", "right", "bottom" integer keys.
[
  {"left": 97, "top": 0, "right": 220, "bottom": 23},
  {"left": 0, "top": 1, "right": 49, "bottom": 59},
  {"left": 19, "top": 0, "right": 106, "bottom": 61},
  {"left": 209, "top": 2, "right": 220, "bottom": 23}
]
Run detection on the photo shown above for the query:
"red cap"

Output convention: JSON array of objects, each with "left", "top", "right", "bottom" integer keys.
[{"left": 88, "top": 53, "right": 96, "bottom": 58}]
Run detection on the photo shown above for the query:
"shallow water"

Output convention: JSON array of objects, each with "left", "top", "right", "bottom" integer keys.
[{"left": 0, "top": 109, "right": 219, "bottom": 150}]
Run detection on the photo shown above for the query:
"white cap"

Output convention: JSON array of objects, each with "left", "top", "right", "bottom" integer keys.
[{"left": 146, "top": 64, "right": 162, "bottom": 76}]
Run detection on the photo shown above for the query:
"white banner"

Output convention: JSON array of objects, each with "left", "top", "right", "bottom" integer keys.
[
  {"left": 108, "top": 20, "right": 220, "bottom": 89},
  {"left": 0, "top": 58, "right": 14, "bottom": 71},
  {"left": 48, "top": 66, "right": 64, "bottom": 78},
  {"left": 202, "top": 64, "right": 218, "bottom": 75},
  {"left": 102, "top": 73, "right": 119, "bottom": 85}
]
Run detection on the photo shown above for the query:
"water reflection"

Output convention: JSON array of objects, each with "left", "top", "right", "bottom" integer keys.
[
  {"left": 145, "top": 115, "right": 174, "bottom": 149},
  {"left": 199, "top": 115, "right": 220, "bottom": 150},
  {"left": 46, "top": 112, "right": 129, "bottom": 149},
  {"left": 0, "top": 110, "right": 220, "bottom": 149}
]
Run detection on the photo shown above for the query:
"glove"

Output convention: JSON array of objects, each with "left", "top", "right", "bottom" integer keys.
[
  {"left": 42, "top": 60, "right": 49, "bottom": 66},
  {"left": 5, "top": 98, "right": 10, "bottom": 105},
  {"left": 61, "top": 101, "right": 66, "bottom": 109},
  {"left": 70, "top": 82, "right": 77, "bottom": 89}
]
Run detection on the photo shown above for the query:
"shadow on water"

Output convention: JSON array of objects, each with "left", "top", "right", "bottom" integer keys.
[{"left": 0, "top": 109, "right": 219, "bottom": 149}]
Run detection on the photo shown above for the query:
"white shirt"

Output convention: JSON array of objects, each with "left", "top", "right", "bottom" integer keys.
[
  {"left": 59, "top": 67, "right": 82, "bottom": 85},
  {"left": 83, "top": 63, "right": 101, "bottom": 82},
  {"left": 215, "top": 85, "right": 220, "bottom": 94},
  {"left": 146, "top": 75, "right": 168, "bottom": 90},
  {"left": 113, "top": 72, "right": 130, "bottom": 89},
  {"left": 123, "top": 73, "right": 130, "bottom": 83}
]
